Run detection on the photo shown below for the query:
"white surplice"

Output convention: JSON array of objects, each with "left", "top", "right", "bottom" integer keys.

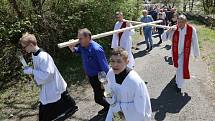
[
  {"left": 105, "top": 69, "right": 152, "bottom": 121},
  {"left": 32, "top": 51, "right": 67, "bottom": 105},
  {"left": 111, "top": 20, "right": 135, "bottom": 68},
  {"left": 161, "top": 24, "right": 200, "bottom": 88}
]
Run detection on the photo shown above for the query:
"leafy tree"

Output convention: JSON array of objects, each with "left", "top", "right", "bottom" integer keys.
[{"left": 0, "top": 0, "right": 139, "bottom": 84}]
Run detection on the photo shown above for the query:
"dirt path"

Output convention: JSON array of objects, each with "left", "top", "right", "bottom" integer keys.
[
  {"left": 65, "top": 35, "right": 215, "bottom": 121},
  {"left": 133, "top": 36, "right": 215, "bottom": 121}
]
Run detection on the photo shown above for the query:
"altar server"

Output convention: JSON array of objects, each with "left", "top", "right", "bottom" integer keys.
[
  {"left": 105, "top": 47, "right": 152, "bottom": 121},
  {"left": 20, "top": 32, "right": 78, "bottom": 121}
]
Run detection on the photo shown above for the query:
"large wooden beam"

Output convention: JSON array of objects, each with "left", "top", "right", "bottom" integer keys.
[
  {"left": 57, "top": 20, "right": 163, "bottom": 48},
  {"left": 125, "top": 20, "right": 177, "bottom": 29}
]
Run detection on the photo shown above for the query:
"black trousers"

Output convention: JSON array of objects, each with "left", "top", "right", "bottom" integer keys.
[
  {"left": 39, "top": 90, "right": 76, "bottom": 121},
  {"left": 88, "top": 75, "right": 110, "bottom": 110},
  {"left": 157, "top": 28, "right": 164, "bottom": 42}
]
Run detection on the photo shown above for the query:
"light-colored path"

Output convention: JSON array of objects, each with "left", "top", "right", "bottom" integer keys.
[{"left": 66, "top": 35, "right": 215, "bottom": 121}]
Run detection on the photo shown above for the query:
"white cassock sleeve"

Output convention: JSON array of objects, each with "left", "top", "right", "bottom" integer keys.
[
  {"left": 33, "top": 55, "right": 55, "bottom": 85},
  {"left": 134, "top": 82, "right": 152, "bottom": 121},
  {"left": 191, "top": 27, "right": 200, "bottom": 57},
  {"left": 128, "top": 23, "right": 135, "bottom": 36},
  {"left": 111, "top": 24, "right": 119, "bottom": 49},
  {"left": 161, "top": 30, "right": 174, "bottom": 41}
]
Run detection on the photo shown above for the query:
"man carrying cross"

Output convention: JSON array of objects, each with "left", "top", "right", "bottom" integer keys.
[
  {"left": 68, "top": 28, "right": 110, "bottom": 115},
  {"left": 111, "top": 11, "right": 135, "bottom": 69}
]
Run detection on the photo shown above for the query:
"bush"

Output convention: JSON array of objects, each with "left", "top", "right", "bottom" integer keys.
[{"left": 0, "top": 0, "right": 138, "bottom": 85}]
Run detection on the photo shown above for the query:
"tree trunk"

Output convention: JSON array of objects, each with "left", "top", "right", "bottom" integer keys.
[
  {"left": 188, "top": 0, "right": 194, "bottom": 12},
  {"left": 183, "top": 0, "right": 187, "bottom": 12},
  {"left": 172, "top": 0, "right": 176, "bottom": 8},
  {"left": 190, "top": 0, "right": 194, "bottom": 12},
  {"left": 202, "top": 0, "right": 207, "bottom": 13}
]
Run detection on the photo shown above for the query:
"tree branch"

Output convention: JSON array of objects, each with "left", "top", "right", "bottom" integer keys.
[{"left": 8, "top": 0, "right": 23, "bottom": 18}]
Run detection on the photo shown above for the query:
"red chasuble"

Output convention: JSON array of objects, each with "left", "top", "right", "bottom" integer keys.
[
  {"left": 172, "top": 24, "right": 193, "bottom": 79},
  {"left": 118, "top": 22, "right": 127, "bottom": 46}
]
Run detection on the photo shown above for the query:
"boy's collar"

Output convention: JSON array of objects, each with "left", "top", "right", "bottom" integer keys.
[{"left": 33, "top": 48, "right": 42, "bottom": 56}]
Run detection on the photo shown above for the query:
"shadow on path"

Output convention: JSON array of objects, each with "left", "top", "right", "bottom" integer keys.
[
  {"left": 161, "top": 45, "right": 171, "bottom": 50},
  {"left": 133, "top": 49, "right": 149, "bottom": 59},
  {"left": 89, "top": 114, "right": 106, "bottom": 121},
  {"left": 136, "top": 41, "right": 146, "bottom": 46},
  {"left": 151, "top": 76, "right": 191, "bottom": 121}
]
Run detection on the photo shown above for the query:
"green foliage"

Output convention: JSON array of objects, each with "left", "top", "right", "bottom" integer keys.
[
  {"left": 0, "top": 0, "right": 138, "bottom": 85},
  {"left": 0, "top": 0, "right": 139, "bottom": 119},
  {"left": 151, "top": 0, "right": 181, "bottom": 7},
  {"left": 0, "top": 18, "right": 34, "bottom": 83}
]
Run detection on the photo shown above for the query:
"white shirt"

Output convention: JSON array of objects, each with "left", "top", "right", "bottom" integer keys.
[
  {"left": 105, "top": 69, "right": 152, "bottom": 121},
  {"left": 162, "top": 12, "right": 166, "bottom": 20},
  {"left": 32, "top": 51, "right": 67, "bottom": 105},
  {"left": 111, "top": 19, "right": 135, "bottom": 50},
  {"left": 111, "top": 20, "right": 136, "bottom": 68},
  {"left": 161, "top": 25, "right": 200, "bottom": 57}
]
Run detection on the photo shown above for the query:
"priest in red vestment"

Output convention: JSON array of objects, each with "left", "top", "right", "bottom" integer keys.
[{"left": 161, "top": 15, "right": 200, "bottom": 93}]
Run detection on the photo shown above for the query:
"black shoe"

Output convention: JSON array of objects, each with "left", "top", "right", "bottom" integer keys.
[
  {"left": 148, "top": 47, "right": 152, "bottom": 51},
  {"left": 176, "top": 87, "right": 181, "bottom": 94},
  {"left": 98, "top": 108, "right": 108, "bottom": 116},
  {"left": 172, "top": 82, "right": 181, "bottom": 94},
  {"left": 150, "top": 47, "right": 153, "bottom": 50},
  {"left": 135, "top": 47, "right": 140, "bottom": 50},
  {"left": 172, "top": 82, "right": 177, "bottom": 87},
  {"left": 146, "top": 47, "right": 150, "bottom": 50}
]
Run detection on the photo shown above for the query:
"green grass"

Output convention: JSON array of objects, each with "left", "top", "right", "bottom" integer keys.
[
  {"left": 197, "top": 26, "right": 215, "bottom": 43},
  {"left": 192, "top": 22, "right": 215, "bottom": 76},
  {"left": 189, "top": 20, "right": 215, "bottom": 49},
  {"left": 132, "top": 32, "right": 144, "bottom": 41},
  {"left": 0, "top": 79, "right": 39, "bottom": 120},
  {"left": 54, "top": 54, "right": 86, "bottom": 86}
]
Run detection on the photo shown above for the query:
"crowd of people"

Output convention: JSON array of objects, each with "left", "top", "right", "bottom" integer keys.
[
  {"left": 140, "top": 5, "right": 178, "bottom": 49},
  {"left": 19, "top": 4, "right": 200, "bottom": 121}
]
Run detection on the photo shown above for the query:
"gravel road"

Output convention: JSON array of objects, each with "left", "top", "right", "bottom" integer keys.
[{"left": 65, "top": 36, "right": 215, "bottom": 121}]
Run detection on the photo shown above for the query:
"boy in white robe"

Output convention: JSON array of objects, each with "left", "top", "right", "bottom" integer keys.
[
  {"left": 20, "top": 33, "right": 78, "bottom": 121},
  {"left": 111, "top": 11, "right": 135, "bottom": 69},
  {"left": 161, "top": 15, "right": 200, "bottom": 93},
  {"left": 105, "top": 47, "right": 152, "bottom": 121}
]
